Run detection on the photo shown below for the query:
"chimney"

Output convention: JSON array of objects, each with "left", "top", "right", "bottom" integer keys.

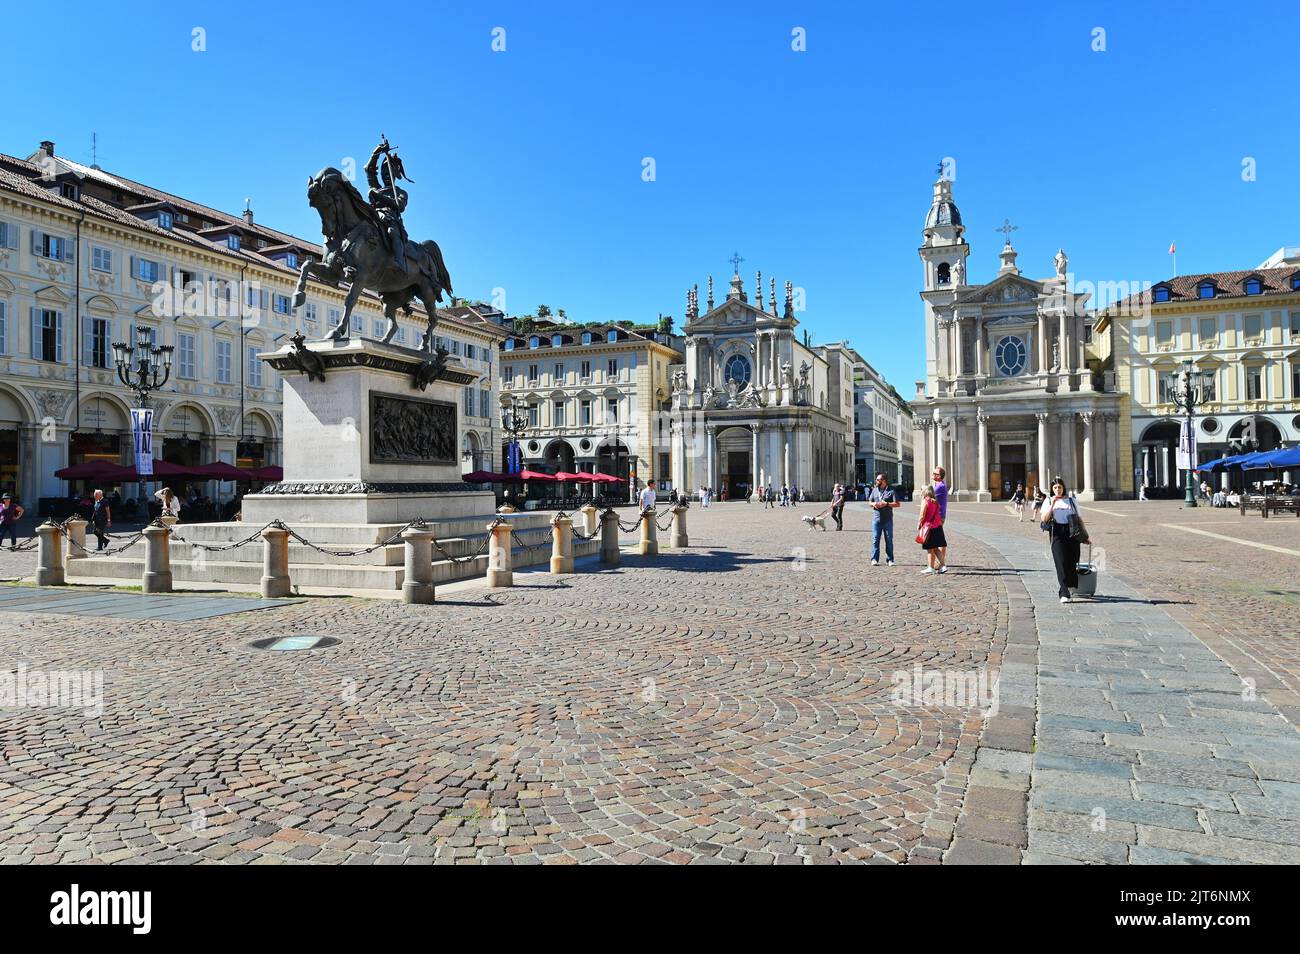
[
  {"left": 39, "top": 140, "right": 55, "bottom": 157},
  {"left": 243, "top": 197, "right": 254, "bottom": 225}
]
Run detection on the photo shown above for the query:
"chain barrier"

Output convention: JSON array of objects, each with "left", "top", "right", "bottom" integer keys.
[
  {"left": 167, "top": 521, "right": 278, "bottom": 553},
  {"left": 431, "top": 516, "right": 503, "bottom": 565},
  {"left": 5, "top": 535, "right": 40, "bottom": 552}
]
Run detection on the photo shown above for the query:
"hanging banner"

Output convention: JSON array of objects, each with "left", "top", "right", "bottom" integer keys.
[
  {"left": 1176, "top": 418, "right": 1197, "bottom": 472},
  {"left": 131, "top": 408, "right": 155, "bottom": 477}
]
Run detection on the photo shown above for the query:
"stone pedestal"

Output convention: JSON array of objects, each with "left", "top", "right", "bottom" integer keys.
[
  {"left": 579, "top": 503, "right": 598, "bottom": 537},
  {"left": 35, "top": 521, "right": 64, "bottom": 586},
  {"left": 639, "top": 510, "right": 659, "bottom": 556},
  {"left": 486, "top": 520, "right": 513, "bottom": 587},
  {"left": 64, "top": 518, "right": 88, "bottom": 561},
  {"left": 600, "top": 510, "right": 620, "bottom": 565},
  {"left": 550, "top": 515, "right": 574, "bottom": 574},
  {"left": 669, "top": 505, "right": 689, "bottom": 548},
  {"left": 142, "top": 524, "right": 173, "bottom": 593},
  {"left": 401, "top": 525, "right": 435, "bottom": 603},
  {"left": 241, "top": 337, "right": 493, "bottom": 526},
  {"left": 261, "top": 526, "right": 291, "bottom": 598}
]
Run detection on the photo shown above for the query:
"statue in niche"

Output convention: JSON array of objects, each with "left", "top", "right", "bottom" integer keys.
[
  {"left": 702, "top": 384, "right": 717, "bottom": 409},
  {"left": 952, "top": 258, "right": 965, "bottom": 286},
  {"left": 1051, "top": 339, "right": 1061, "bottom": 371}
]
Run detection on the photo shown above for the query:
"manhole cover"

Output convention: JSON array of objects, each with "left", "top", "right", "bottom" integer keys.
[{"left": 249, "top": 635, "right": 342, "bottom": 651}]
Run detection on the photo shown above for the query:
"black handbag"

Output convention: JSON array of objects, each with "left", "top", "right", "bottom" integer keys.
[{"left": 1067, "top": 500, "right": 1087, "bottom": 542}]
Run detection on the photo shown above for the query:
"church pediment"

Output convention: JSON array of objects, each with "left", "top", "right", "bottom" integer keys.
[
  {"left": 957, "top": 274, "right": 1043, "bottom": 305},
  {"left": 687, "top": 297, "right": 775, "bottom": 332}
]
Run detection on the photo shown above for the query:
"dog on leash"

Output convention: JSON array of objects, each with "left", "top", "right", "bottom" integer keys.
[{"left": 802, "top": 513, "right": 828, "bottom": 532}]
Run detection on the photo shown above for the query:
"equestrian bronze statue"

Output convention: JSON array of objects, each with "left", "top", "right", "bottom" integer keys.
[{"left": 291, "top": 135, "right": 453, "bottom": 358}]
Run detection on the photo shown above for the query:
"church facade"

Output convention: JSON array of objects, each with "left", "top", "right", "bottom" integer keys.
[
  {"left": 912, "top": 175, "right": 1125, "bottom": 501},
  {"left": 668, "top": 269, "right": 854, "bottom": 500}
]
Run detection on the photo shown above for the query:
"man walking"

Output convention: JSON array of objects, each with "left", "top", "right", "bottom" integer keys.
[
  {"left": 0, "top": 493, "right": 24, "bottom": 550},
  {"left": 932, "top": 466, "right": 949, "bottom": 573},
  {"left": 637, "top": 479, "right": 657, "bottom": 512},
  {"left": 91, "top": 488, "right": 112, "bottom": 551},
  {"left": 830, "top": 482, "right": 846, "bottom": 531},
  {"left": 867, "top": 473, "right": 899, "bottom": 565}
]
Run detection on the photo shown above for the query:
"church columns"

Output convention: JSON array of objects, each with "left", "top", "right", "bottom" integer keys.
[
  {"left": 1057, "top": 412, "right": 1075, "bottom": 489},
  {"left": 1104, "top": 413, "right": 1119, "bottom": 497},
  {"left": 1036, "top": 412, "right": 1049, "bottom": 490},
  {"left": 977, "top": 411, "right": 989, "bottom": 498},
  {"left": 782, "top": 428, "right": 791, "bottom": 488},
  {"left": 706, "top": 425, "right": 716, "bottom": 489},
  {"left": 1037, "top": 313, "right": 1049, "bottom": 373},
  {"left": 915, "top": 420, "right": 931, "bottom": 494},
  {"left": 1058, "top": 310, "right": 1068, "bottom": 373},
  {"left": 1080, "top": 412, "right": 1095, "bottom": 499},
  {"left": 750, "top": 424, "right": 759, "bottom": 492},
  {"left": 1141, "top": 446, "right": 1151, "bottom": 489},
  {"left": 1160, "top": 443, "right": 1170, "bottom": 488},
  {"left": 933, "top": 412, "right": 945, "bottom": 473}
]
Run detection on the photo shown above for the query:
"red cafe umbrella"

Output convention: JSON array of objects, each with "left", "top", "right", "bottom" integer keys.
[
  {"left": 54, "top": 459, "right": 123, "bottom": 480},
  {"left": 518, "top": 469, "right": 557, "bottom": 481},
  {"left": 462, "top": 470, "right": 499, "bottom": 483},
  {"left": 552, "top": 471, "right": 585, "bottom": 482},
  {"left": 191, "top": 461, "right": 256, "bottom": 481},
  {"left": 252, "top": 465, "right": 283, "bottom": 482},
  {"left": 590, "top": 472, "right": 625, "bottom": 483}
]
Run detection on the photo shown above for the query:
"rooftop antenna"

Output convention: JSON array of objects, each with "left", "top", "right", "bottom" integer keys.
[{"left": 90, "top": 132, "right": 101, "bottom": 170}]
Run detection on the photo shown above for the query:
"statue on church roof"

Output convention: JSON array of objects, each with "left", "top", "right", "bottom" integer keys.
[
  {"left": 952, "top": 258, "right": 965, "bottom": 286},
  {"left": 1054, "top": 248, "right": 1068, "bottom": 281},
  {"left": 702, "top": 383, "right": 717, "bottom": 409}
]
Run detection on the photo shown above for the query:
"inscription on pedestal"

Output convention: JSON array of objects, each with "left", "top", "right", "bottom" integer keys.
[{"left": 369, "top": 391, "right": 457, "bottom": 465}]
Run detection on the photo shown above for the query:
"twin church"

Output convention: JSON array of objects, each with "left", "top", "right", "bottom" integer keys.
[{"left": 912, "top": 175, "right": 1124, "bottom": 500}]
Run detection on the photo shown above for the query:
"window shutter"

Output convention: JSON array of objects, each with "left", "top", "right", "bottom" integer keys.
[
  {"left": 55, "top": 312, "right": 64, "bottom": 362},
  {"left": 62, "top": 237, "right": 74, "bottom": 263},
  {"left": 82, "top": 316, "right": 92, "bottom": 366},
  {"left": 30, "top": 229, "right": 40, "bottom": 257},
  {"left": 130, "top": 255, "right": 137, "bottom": 281},
  {"left": 30, "top": 306, "right": 41, "bottom": 360}
]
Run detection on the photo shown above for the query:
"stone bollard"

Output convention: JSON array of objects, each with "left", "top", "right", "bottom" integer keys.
[
  {"left": 579, "top": 503, "right": 598, "bottom": 537},
  {"left": 550, "top": 513, "right": 574, "bottom": 574},
  {"left": 142, "top": 523, "right": 173, "bottom": 594},
  {"left": 64, "top": 517, "right": 88, "bottom": 561},
  {"left": 670, "top": 504, "right": 689, "bottom": 548},
  {"left": 400, "top": 524, "right": 436, "bottom": 604},
  {"left": 599, "top": 510, "right": 620, "bottom": 566},
  {"left": 639, "top": 508, "right": 659, "bottom": 556},
  {"left": 35, "top": 520, "right": 65, "bottom": 586},
  {"left": 486, "top": 519, "right": 513, "bottom": 587},
  {"left": 160, "top": 514, "right": 179, "bottom": 528},
  {"left": 260, "top": 525, "right": 292, "bottom": 598}
]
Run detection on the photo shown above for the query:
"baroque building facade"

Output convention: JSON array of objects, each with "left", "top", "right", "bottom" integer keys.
[
  {"left": 669, "top": 268, "right": 854, "bottom": 500},
  {"left": 0, "top": 139, "right": 501, "bottom": 507},
  {"left": 912, "top": 174, "right": 1124, "bottom": 500}
]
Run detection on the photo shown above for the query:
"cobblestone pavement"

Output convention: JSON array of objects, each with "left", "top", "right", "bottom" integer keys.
[
  {"left": 945, "top": 502, "right": 1300, "bottom": 865},
  {"left": 0, "top": 504, "right": 1008, "bottom": 865},
  {"left": 1, "top": 501, "right": 1295, "bottom": 864}
]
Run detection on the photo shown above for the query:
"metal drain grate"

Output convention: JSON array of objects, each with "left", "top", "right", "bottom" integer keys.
[{"left": 249, "top": 635, "right": 342, "bottom": 652}]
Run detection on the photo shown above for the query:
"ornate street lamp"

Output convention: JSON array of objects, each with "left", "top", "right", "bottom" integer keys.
[
  {"left": 1171, "top": 359, "right": 1213, "bottom": 508},
  {"left": 112, "top": 327, "right": 174, "bottom": 504},
  {"left": 500, "top": 398, "right": 529, "bottom": 475}
]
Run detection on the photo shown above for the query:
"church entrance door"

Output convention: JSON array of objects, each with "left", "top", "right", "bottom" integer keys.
[
  {"left": 998, "top": 443, "right": 1027, "bottom": 500},
  {"left": 726, "top": 451, "right": 750, "bottom": 500}
]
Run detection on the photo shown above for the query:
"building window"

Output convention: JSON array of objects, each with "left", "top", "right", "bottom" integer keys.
[
  {"left": 580, "top": 359, "right": 591, "bottom": 379},
  {"left": 304, "top": 303, "right": 317, "bottom": 323},
  {"left": 528, "top": 335, "right": 539, "bottom": 348},
  {"left": 0, "top": 301, "right": 6, "bottom": 353},
  {"left": 1246, "top": 366, "right": 1264, "bottom": 400},
  {"left": 1158, "top": 372, "right": 1176, "bottom": 404},
  {"left": 91, "top": 246, "right": 113, "bottom": 272},
  {"left": 285, "top": 253, "right": 298, "bottom": 269},
  {"left": 528, "top": 364, "right": 539, "bottom": 383},
  {"left": 936, "top": 262, "right": 950, "bottom": 285},
  {"left": 724, "top": 353, "right": 751, "bottom": 387},
  {"left": 504, "top": 338, "right": 515, "bottom": 351},
  {"left": 83, "top": 317, "right": 111, "bottom": 368},
  {"left": 581, "top": 331, "right": 593, "bottom": 344},
  {"left": 580, "top": 399, "right": 592, "bottom": 426},
  {"left": 1198, "top": 317, "right": 1216, "bottom": 345},
  {"left": 1290, "top": 312, "right": 1300, "bottom": 339},
  {"left": 606, "top": 330, "right": 618, "bottom": 343},
  {"left": 607, "top": 358, "right": 618, "bottom": 378},
  {"left": 527, "top": 403, "right": 539, "bottom": 428},
  {"left": 372, "top": 319, "right": 384, "bottom": 338},
  {"left": 32, "top": 308, "right": 64, "bottom": 362},
  {"left": 551, "top": 334, "right": 564, "bottom": 347},
  {"left": 227, "top": 234, "right": 241, "bottom": 251},
  {"left": 158, "top": 211, "right": 173, "bottom": 230},
  {"left": 1197, "top": 282, "right": 1216, "bottom": 299},
  {"left": 247, "top": 346, "right": 263, "bottom": 388},
  {"left": 350, "top": 313, "right": 363, "bottom": 333},
  {"left": 504, "top": 364, "right": 514, "bottom": 384},
  {"left": 554, "top": 362, "right": 564, "bottom": 381},
  {"left": 481, "top": 388, "right": 490, "bottom": 416},
  {"left": 994, "top": 335, "right": 1027, "bottom": 376},
  {"left": 177, "top": 332, "right": 196, "bottom": 378},
  {"left": 1244, "top": 314, "right": 1263, "bottom": 342},
  {"left": 34, "top": 232, "right": 72, "bottom": 261},
  {"left": 133, "top": 257, "right": 160, "bottom": 282},
  {"left": 216, "top": 340, "right": 232, "bottom": 383},
  {"left": 553, "top": 400, "right": 565, "bottom": 427},
  {"left": 1153, "top": 286, "right": 1170, "bottom": 303},
  {"left": 328, "top": 307, "right": 341, "bottom": 328},
  {"left": 1244, "top": 278, "right": 1262, "bottom": 295},
  {"left": 1155, "top": 320, "right": 1173, "bottom": 347},
  {"left": 395, "top": 326, "right": 407, "bottom": 345},
  {"left": 606, "top": 398, "right": 619, "bottom": 424},
  {"left": 1292, "top": 363, "right": 1300, "bottom": 399},
  {"left": 274, "top": 294, "right": 292, "bottom": 315},
  {"left": 464, "top": 388, "right": 475, "bottom": 418}
]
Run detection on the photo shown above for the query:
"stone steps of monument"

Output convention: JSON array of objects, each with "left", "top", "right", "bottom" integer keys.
[
  {"left": 169, "top": 513, "right": 566, "bottom": 545},
  {"left": 65, "top": 536, "right": 602, "bottom": 590}
]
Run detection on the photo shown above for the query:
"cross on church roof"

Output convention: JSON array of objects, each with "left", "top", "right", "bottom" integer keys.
[
  {"left": 996, "top": 218, "right": 1018, "bottom": 244},
  {"left": 728, "top": 251, "right": 744, "bottom": 274}
]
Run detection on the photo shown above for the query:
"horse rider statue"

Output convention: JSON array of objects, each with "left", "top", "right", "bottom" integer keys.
[{"left": 366, "top": 135, "right": 412, "bottom": 273}]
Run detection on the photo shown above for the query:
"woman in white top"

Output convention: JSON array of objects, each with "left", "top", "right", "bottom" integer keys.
[
  {"left": 1039, "top": 478, "right": 1090, "bottom": 603},
  {"left": 154, "top": 486, "right": 180, "bottom": 520}
]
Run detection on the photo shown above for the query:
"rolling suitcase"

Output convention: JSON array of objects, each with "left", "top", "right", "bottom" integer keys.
[{"left": 1072, "top": 544, "right": 1098, "bottom": 598}]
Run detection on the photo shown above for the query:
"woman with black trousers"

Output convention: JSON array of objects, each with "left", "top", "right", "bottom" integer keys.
[{"left": 1038, "top": 478, "right": 1090, "bottom": 603}]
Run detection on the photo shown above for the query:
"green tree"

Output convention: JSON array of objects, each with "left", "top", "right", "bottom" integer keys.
[{"left": 537, "top": 304, "right": 552, "bottom": 319}]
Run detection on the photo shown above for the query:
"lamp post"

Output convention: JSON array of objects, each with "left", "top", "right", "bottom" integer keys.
[
  {"left": 112, "top": 328, "right": 173, "bottom": 507},
  {"left": 1171, "top": 359, "right": 1212, "bottom": 508},
  {"left": 501, "top": 398, "right": 529, "bottom": 475}
]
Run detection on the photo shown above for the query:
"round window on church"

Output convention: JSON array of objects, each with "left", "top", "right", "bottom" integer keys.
[
  {"left": 995, "top": 335, "right": 1027, "bottom": 377},
  {"left": 724, "top": 354, "right": 752, "bottom": 388}
]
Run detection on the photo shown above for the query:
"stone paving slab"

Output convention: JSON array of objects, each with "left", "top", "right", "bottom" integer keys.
[
  {"left": 952, "top": 514, "right": 1299, "bottom": 865},
  {"left": 0, "top": 585, "right": 299, "bottom": 620}
]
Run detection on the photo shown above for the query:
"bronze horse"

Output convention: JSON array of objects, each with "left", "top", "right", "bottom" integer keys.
[{"left": 291, "top": 167, "right": 452, "bottom": 350}]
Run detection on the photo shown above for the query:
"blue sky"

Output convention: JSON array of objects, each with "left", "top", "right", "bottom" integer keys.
[{"left": 4, "top": 1, "right": 1297, "bottom": 388}]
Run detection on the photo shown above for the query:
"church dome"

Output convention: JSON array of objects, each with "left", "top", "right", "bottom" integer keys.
[{"left": 924, "top": 178, "right": 963, "bottom": 232}]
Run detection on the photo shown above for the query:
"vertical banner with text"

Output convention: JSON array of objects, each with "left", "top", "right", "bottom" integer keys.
[{"left": 131, "top": 408, "right": 155, "bottom": 477}]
